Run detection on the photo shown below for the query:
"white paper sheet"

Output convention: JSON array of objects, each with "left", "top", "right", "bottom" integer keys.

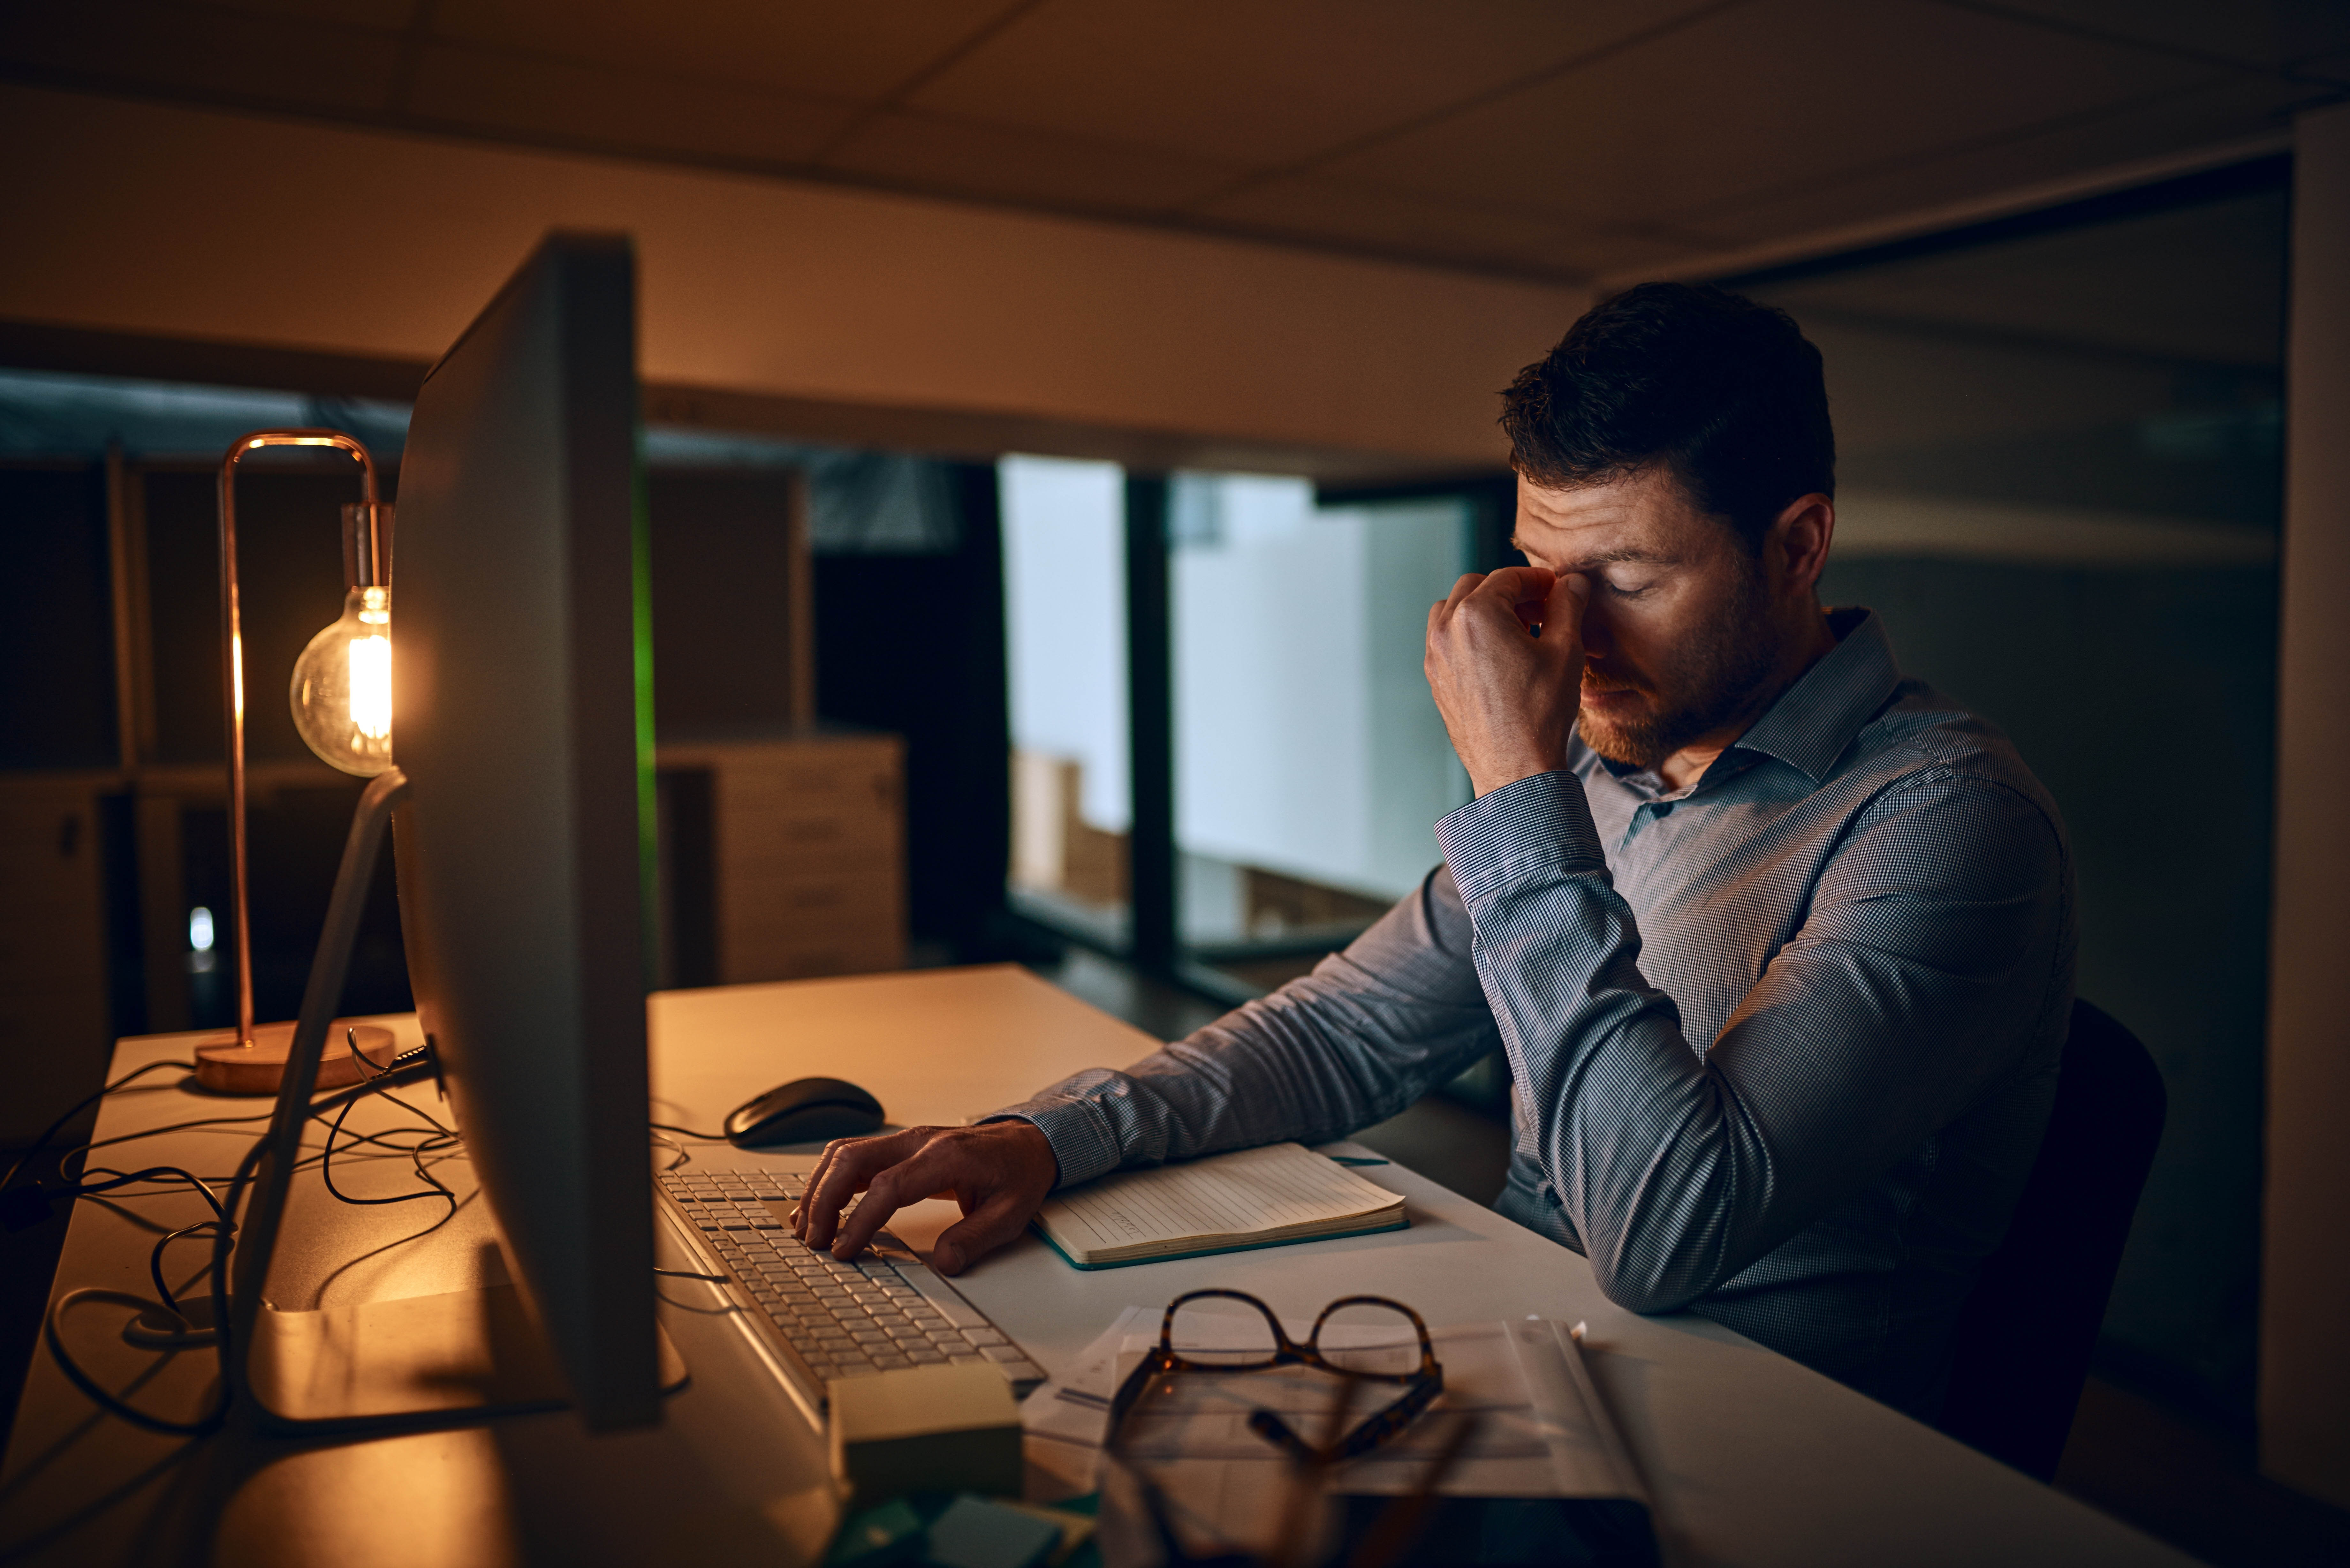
[{"left": 1019, "top": 1307, "right": 1643, "bottom": 1561}]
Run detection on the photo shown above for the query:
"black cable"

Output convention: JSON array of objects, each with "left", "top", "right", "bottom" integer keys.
[
  {"left": 42, "top": 1059, "right": 444, "bottom": 1442},
  {"left": 57, "top": 1166, "right": 228, "bottom": 1225},
  {"left": 42, "top": 1289, "right": 225, "bottom": 1437},
  {"left": 148, "top": 1221, "right": 223, "bottom": 1314},
  {"left": 650, "top": 1121, "right": 727, "bottom": 1141},
  {"left": 320, "top": 1068, "right": 461, "bottom": 1208},
  {"left": 652, "top": 1266, "right": 732, "bottom": 1282},
  {"left": 374, "top": 1089, "right": 454, "bottom": 1139},
  {"left": 2, "top": 1059, "right": 196, "bottom": 1193},
  {"left": 26, "top": 1088, "right": 445, "bottom": 1195}
]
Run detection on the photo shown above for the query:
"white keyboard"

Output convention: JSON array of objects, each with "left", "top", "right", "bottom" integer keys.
[{"left": 657, "top": 1165, "right": 1045, "bottom": 1405}]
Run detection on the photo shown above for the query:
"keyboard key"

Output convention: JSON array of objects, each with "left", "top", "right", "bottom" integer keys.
[
  {"left": 909, "top": 1349, "right": 947, "bottom": 1364},
  {"left": 963, "top": 1328, "right": 1008, "bottom": 1347},
  {"left": 978, "top": 1345, "right": 1025, "bottom": 1364},
  {"left": 873, "top": 1353, "right": 912, "bottom": 1370}
]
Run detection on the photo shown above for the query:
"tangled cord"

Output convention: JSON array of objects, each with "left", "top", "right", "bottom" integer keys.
[
  {"left": 38, "top": 1055, "right": 445, "bottom": 1439},
  {"left": 322, "top": 1031, "right": 460, "bottom": 1208}
]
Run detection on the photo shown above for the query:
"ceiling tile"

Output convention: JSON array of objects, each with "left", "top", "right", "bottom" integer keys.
[
  {"left": 0, "top": 0, "right": 402, "bottom": 110},
  {"left": 1195, "top": 175, "right": 1718, "bottom": 279},
  {"left": 903, "top": 0, "right": 1728, "bottom": 168},
  {"left": 821, "top": 110, "right": 1241, "bottom": 214},
  {"left": 1956, "top": 0, "right": 2350, "bottom": 73},
  {"left": 403, "top": 42, "right": 857, "bottom": 165},
  {"left": 160, "top": 0, "right": 421, "bottom": 31},
  {"left": 1686, "top": 72, "right": 2306, "bottom": 251},
  {"left": 423, "top": 0, "right": 1017, "bottom": 105},
  {"left": 1309, "top": 0, "right": 2220, "bottom": 234}
]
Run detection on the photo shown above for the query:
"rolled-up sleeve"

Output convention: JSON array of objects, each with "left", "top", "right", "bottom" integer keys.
[
  {"left": 988, "top": 865, "right": 1503, "bottom": 1189},
  {"left": 1438, "top": 766, "right": 2068, "bottom": 1314}
]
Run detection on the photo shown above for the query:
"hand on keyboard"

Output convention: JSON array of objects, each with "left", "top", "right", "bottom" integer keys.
[{"left": 792, "top": 1120, "right": 1058, "bottom": 1276}]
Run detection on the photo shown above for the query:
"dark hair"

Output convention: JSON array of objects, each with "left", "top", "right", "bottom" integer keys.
[{"left": 1499, "top": 282, "right": 1835, "bottom": 554}]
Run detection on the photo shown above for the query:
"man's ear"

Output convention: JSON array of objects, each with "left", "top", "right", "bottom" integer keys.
[{"left": 1769, "top": 493, "right": 1835, "bottom": 597}]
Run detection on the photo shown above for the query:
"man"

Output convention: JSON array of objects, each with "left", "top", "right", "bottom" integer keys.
[{"left": 794, "top": 283, "right": 2075, "bottom": 1420}]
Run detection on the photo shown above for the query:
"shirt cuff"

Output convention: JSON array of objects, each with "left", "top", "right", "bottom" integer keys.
[
  {"left": 1436, "top": 771, "right": 1607, "bottom": 903},
  {"left": 980, "top": 1087, "right": 1124, "bottom": 1190}
]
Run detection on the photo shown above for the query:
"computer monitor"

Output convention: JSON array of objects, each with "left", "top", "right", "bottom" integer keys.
[{"left": 389, "top": 230, "right": 661, "bottom": 1430}]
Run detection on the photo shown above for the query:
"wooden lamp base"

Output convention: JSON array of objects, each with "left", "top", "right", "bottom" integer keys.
[{"left": 194, "top": 1021, "right": 400, "bottom": 1096}]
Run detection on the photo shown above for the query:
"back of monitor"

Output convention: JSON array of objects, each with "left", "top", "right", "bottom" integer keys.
[{"left": 390, "top": 231, "right": 661, "bottom": 1430}]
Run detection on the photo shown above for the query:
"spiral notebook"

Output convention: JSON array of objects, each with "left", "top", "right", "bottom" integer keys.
[{"left": 1031, "top": 1142, "right": 1408, "bottom": 1270}]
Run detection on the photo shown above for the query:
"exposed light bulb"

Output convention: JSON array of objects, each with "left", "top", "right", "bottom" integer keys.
[{"left": 290, "top": 584, "right": 395, "bottom": 776}]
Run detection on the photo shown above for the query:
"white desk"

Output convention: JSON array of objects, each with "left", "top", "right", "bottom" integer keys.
[{"left": 3, "top": 965, "right": 2188, "bottom": 1566}]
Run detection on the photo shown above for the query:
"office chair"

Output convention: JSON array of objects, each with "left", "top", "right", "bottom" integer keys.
[{"left": 1939, "top": 999, "right": 2166, "bottom": 1481}]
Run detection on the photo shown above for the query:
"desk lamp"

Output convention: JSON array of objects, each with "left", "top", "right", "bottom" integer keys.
[{"left": 193, "top": 429, "right": 401, "bottom": 1095}]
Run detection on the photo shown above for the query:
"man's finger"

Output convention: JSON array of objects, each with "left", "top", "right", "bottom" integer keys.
[
  {"left": 830, "top": 1142, "right": 957, "bottom": 1258},
  {"left": 1465, "top": 564, "right": 1557, "bottom": 611},
  {"left": 1541, "top": 570, "right": 1590, "bottom": 642},
  {"left": 930, "top": 1188, "right": 1038, "bottom": 1277},
  {"left": 800, "top": 1128, "right": 925, "bottom": 1249},
  {"left": 791, "top": 1139, "right": 844, "bottom": 1235},
  {"left": 1435, "top": 572, "right": 1486, "bottom": 624}
]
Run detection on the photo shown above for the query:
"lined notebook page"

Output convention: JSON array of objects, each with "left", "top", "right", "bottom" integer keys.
[{"left": 1039, "top": 1142, "right": 1400, "bottom": 1256}]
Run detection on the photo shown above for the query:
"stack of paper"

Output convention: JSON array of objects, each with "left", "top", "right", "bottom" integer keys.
[
  {"left": 1032, "top": 1142, "right": 1407, "bottom": 1270},
  {"left": 1020, "top": 1306, "right": 1656, "bottom": 1564}
]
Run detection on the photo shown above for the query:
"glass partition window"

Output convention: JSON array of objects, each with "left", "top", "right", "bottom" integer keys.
[
  {"left": 1747, "top": 179, "right": 2286, "bottom": 1429},
  {"left": 1170, "top": 473, "right": 1470, "bottom": 982},
  {"left": 1001, "top": 455, "right": 1131, "bottom": 945}
]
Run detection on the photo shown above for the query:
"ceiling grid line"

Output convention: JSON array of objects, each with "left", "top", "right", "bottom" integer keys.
[
  {"left": 807, "top": 0, "right": 1055, "bottom": 165},
  {"left": 1168, "top": 0, "right": 1763, "bottom": 218},
  {"left": 1926, "top": 0, "right": 2350, "bottom": 87},
  {"left": 1660, "top": 76, "right": 2246, "bottom": 233}
]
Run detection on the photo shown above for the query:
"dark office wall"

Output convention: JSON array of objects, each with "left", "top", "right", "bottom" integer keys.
[
  {"left": 813, "top": 463, "right": 1011, "bottom": 954},
  {"left": 0, "top": 463, "right": 114, "bottom": 768},
  {"left": 1822, "top": 555, "right": 2277, "bottom": 1430},
  {"left": 178, "top": 791, "right": 411, "bottom": 1029},
  {"left": 646, "top": 467, "right": 799, "bottom": 736},
  {"left": 142, "top": 464, "right": 384, "bottom": 765}
]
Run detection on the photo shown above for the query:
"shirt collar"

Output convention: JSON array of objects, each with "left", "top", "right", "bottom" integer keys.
[{"left": 1723, "top": 607, "right": 1902, "bottom": 785}]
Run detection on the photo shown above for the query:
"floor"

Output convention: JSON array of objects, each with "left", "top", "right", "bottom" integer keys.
[{"left": 1029, "top": 946, "right": 2350, "bottom": 1568}]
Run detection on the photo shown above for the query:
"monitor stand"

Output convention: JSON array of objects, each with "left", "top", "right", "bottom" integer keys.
[
  {"left": 223, "top": 768, "right": 686, "bottom": 1435},
  {"left": 246, "top": 1284, "right": 688, "bottom": 1430}
]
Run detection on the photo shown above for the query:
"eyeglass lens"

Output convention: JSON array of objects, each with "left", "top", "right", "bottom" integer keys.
[
  {"left": 1167, "top": 1294, "right": 1283, "bottom": 1369},
  {"left": 1309, "top": 1300, "right": 1425, "bottom": 1379}
]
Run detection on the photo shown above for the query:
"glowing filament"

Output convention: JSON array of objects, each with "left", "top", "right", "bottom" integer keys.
[{"left": 350, "top": 633, "right": 392, "bottom": 740}]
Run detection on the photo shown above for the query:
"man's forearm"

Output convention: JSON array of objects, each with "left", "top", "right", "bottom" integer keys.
[{"left": 988, "top": 869, "right": 1502, "bottom": 1187}]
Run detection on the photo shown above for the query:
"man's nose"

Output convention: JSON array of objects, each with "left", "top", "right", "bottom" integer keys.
[{"left": 1577, "top": 599, "right": 1616, "bottom": 660}]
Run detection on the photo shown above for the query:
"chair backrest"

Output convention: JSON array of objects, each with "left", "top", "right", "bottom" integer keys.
[{"left": 1938, "top": 999, "right": 2167, "bottom": 1481}]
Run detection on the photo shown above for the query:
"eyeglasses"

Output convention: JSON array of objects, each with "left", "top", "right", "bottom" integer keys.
[{"left": 1107, "top": 1289, "right": 1443, "bottom": 1467}]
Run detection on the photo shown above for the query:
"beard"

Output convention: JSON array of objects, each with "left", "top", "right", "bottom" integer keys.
[{"left": 1575, "top": 568, "right": 1782, "bottom": 772}]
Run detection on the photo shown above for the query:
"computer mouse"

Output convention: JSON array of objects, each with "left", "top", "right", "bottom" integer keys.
[{"left": 723, "top": 1076, "right": 886, "bottom": 1148}]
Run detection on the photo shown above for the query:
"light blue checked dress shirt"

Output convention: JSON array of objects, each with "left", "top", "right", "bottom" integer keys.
[{"left": 996, "top": 609, "right": 2075, "bottom": 1419}]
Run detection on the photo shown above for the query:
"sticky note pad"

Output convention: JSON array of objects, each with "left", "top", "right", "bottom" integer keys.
[{"left": 923, "top": 1495, "right": 1061, "bottom": 1568}]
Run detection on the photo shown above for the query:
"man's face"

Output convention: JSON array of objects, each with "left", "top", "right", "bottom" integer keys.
[{"left": 1511, "top": 466, "right": 1778, "bottom": 771}]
